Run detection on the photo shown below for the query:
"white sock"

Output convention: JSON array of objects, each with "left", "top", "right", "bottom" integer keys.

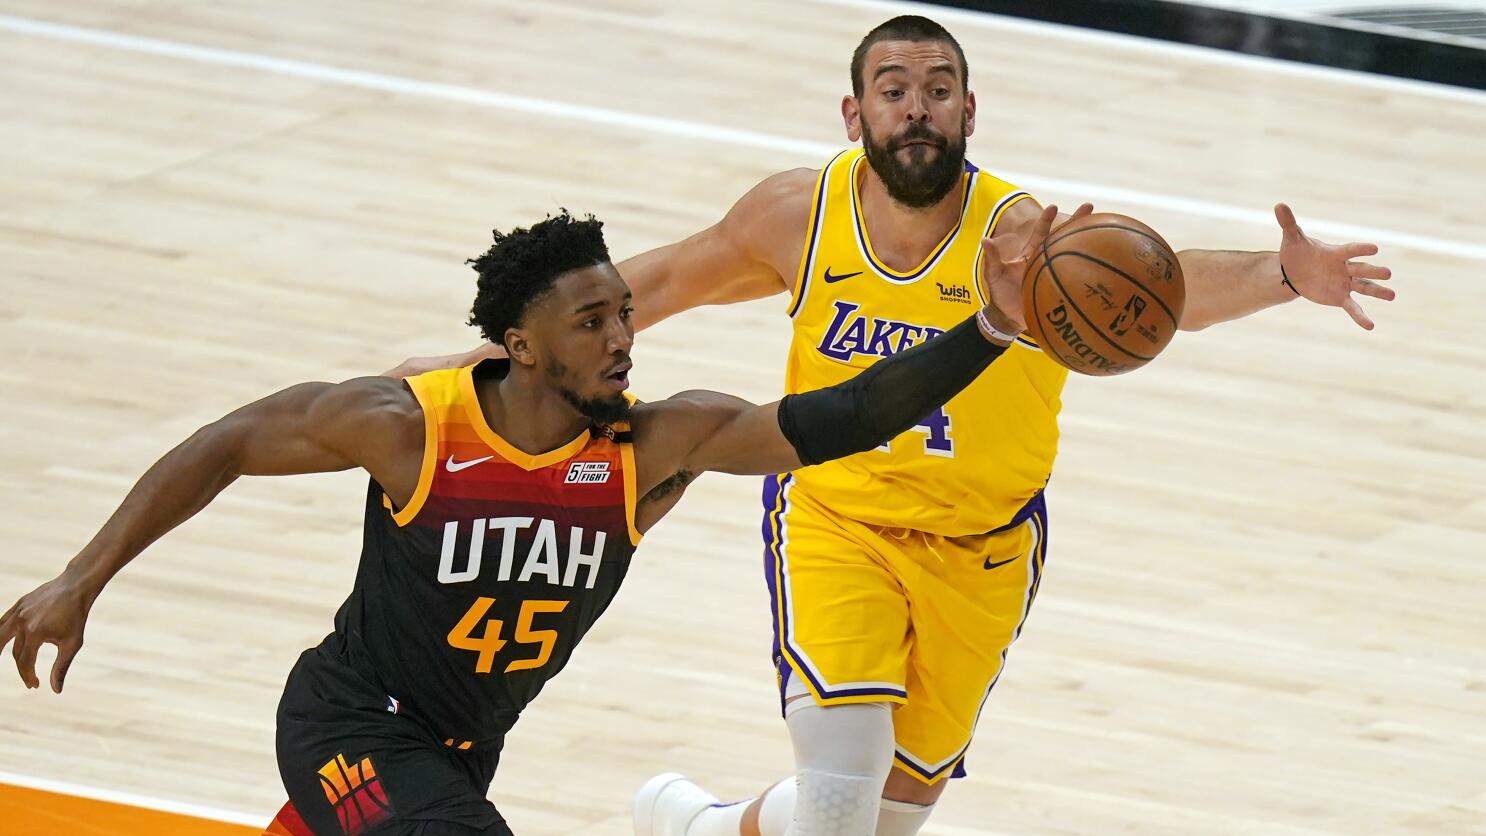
[
  {"left": 875, "top": 798, "right": 935, "bottom": 836},
  {"left": 685, "top": 779, "right": 796, "bottom": 836},
  {"left": 685, "top": 799, "right": 750, "bottom": 836},
  {"left": 756, "top": 778, "right": 796, "bottom": 836}
]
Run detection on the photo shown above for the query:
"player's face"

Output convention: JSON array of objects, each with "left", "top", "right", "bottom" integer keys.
[
  {"left": 525, "top": 264, "right": 634, "bottom": 424},
  {"left": 849, "top": 39, "right": 973, "bottom": 209}
]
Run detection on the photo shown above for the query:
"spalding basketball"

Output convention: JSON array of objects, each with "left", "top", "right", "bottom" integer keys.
[{"left": 1022, "top": 213, "right": 1185, "bottom": 376}]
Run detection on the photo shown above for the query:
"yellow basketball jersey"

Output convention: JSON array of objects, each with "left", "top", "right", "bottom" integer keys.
[{"left": 782, "top": 149, "right": 1068, "bottom": 536}]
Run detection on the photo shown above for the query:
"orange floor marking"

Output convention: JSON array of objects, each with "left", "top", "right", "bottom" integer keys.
[{"left": 0, "top": 781, "right": 263, "bottom": 835}]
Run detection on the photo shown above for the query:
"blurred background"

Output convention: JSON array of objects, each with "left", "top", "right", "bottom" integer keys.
[{"left": 1, "top": 1, "right": 1483, "bottom": 833}]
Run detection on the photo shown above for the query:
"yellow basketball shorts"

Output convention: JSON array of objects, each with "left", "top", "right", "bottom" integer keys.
[{"left": 761, "top": 474, "right": 1048, "bottom": 784}]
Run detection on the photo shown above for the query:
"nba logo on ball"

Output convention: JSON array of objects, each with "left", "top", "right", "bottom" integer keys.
[{"left": 1022, "top": 213, "right": 1186, "bottom": 377}]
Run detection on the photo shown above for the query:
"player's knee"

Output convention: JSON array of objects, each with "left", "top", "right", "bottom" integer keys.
[
  {"left": 786, "top": 701, "right": 896, "bottom": 833},
  {"left": 787, "top": 700, "right": 894, "bottom": 777}
]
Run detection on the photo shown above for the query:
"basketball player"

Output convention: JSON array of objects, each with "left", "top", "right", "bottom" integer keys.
[
  {"left": 389, "top": 17, "right": 1395, "bottom": 836},
  {"left": 0, "top": 207, "right": 1056, "bottom": 835}
]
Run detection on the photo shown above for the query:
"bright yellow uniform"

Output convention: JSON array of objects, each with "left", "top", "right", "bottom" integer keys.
[{"left": 764, "top": 150, "right": 1065, "bottom": 783}]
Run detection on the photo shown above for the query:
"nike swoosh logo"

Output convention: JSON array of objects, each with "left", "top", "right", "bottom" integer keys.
[
  {"left": 446, "top": 455, "right": 495, "bottom": 473},
  {"left": 984, "top": 555, "right": 1020, "bottom": 570},
  {"left": 823, "top": 268, "right": 863, "bottom": 284}
]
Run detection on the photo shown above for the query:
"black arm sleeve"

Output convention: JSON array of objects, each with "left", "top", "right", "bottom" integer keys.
[{"left": 776, "top": 316, "right": 1007, "bottom": 466}]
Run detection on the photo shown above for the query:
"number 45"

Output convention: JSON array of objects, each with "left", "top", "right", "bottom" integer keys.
[{"left": 448, "top": 597, "right": 569, "bottom": 674}]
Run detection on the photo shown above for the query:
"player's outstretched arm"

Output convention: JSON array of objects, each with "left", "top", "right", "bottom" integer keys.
[
  {"left": 382, "top": 169, "right": 817, "bottom": 378},
  {"left": 992, "top": 200, "right": 1393, "bottom": 332},
  {"left": 0, "top": 377, "right": 421, "bottom": 693},
  {"left": 631, "top": 205, "right": 1062, "bottom": 521},
  {"left": 613, "top": 168, "right": 815, "bottom": 331},
  {"left": 1176, "top": 203, "right": 1394, "bottom": 331}
]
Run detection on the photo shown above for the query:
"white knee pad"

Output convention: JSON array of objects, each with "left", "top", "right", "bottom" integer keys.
[{"left": 785, "top": 700, "right": 896, "bottom": 835}]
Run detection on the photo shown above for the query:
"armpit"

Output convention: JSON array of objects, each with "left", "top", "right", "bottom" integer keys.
[{"left": 635, "top": 468, "right": 697, "bottom": 533}]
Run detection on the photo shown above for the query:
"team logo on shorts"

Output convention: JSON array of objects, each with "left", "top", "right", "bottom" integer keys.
[
  {"left": 317, "top": 752, "right": 393, "bottom": 834},
  {"left": 564, "top": 461, "right": 611, "bottom": 484}
]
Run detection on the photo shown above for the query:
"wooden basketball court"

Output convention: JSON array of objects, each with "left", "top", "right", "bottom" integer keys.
[{"left": 1, "top": 0, "right": 1483, "bottom": 832}]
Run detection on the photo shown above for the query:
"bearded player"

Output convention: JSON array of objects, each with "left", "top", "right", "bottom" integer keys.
[
  {"left": 390, "top": 16, "right": 1395, "bottom": 836},
  {"left": 0, "top": 206, "right": 1058, "bottom": 835}
]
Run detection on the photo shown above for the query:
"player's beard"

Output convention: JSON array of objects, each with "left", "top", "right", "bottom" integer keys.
[
  {"left": 548, "top": 356, "right": 632, "bottom": 426},
  {"left": 561, "top": 387, "right": 630, "bottom": 426},
  {"left": 861, "top": 118, "right": 967, "bottom": 209}
]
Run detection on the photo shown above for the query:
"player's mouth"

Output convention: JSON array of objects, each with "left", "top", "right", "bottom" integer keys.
[
  {"left": 603, "top": 360, "right": 632, "bottom": 391},
  {"left": 898, "top": 138, "right": 943, "bottom": 152}
]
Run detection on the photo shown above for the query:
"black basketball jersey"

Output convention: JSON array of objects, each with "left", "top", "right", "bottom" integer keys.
[{"left": 318, "top": 362, "right": 640, "bottom": 750}]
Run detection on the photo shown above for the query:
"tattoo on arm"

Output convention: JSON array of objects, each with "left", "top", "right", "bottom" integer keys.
[{"left": 643, "top": 469, "right": 696, "bottom": 503}]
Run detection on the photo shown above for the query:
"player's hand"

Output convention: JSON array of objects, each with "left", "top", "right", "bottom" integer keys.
[
  {"left": 382, "top": 354, "right": 456, "bottom": 379},
  {"left": 381, "top": 344, "right": 509, "bottom": 379},
  {"left": 978, "top": 202, "right": 1094, "bottom": 339},
  {"left": 0, "top": 573, "right": 95, "bottom": 693},
  {"left": 1274, "top": 203, "right": 1395, "bottom": 330}
]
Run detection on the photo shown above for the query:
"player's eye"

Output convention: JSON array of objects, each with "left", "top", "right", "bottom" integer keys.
[
  {"left": 619, "top": 306, "right": 634, "bottom": 321},
  {"left": 884, "top": 89, "right": 902, "bottom": 100},
  {"left": 582, "top": 318, "right": 600, "bottom": 329},
  {"left": 932, "top": 87, "right": 949, "bottom": 97}
]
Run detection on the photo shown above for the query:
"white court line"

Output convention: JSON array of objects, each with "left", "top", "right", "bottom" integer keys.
[
  {"left": 2, "top": 12, "right": 1484, "bottom": 261},
  {"left": 0, "top": 768, "right": 265, "bottom": 827}
]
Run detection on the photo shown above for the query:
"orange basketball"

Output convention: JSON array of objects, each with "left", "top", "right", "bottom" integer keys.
[{"left": 1022, "top": 213, "right": 1185, "bottom": 376}]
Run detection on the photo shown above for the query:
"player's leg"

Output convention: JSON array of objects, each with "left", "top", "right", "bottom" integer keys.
[
  {"left": 277, "top": 650, "right": 513, "bottom": 836},
  {"left": 264, "top": 799, "right": 315, "bottom": 836},
  {"left": 638, "top": 695, "right": 896, "bottom": 836},
  {"left": 873, "top": 770, "right": 944, "bottom": 836},
  {"left": 639, "top": 694, "right": 939, "bottom": 836},
  {"left": 634, "top": 477, "right": 911, "bottom": 835},
  {"left": 880, "top": 495, "right": 1050, "bottom": 835}
]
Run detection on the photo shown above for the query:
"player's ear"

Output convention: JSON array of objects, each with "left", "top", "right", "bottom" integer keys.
[
  {"left": 964, "top": 90, "right": 976, "bottom": 139},
  {"left": 842, "top": 95, "right": 862, "bottom": 142},
  {"left": 504, "top": 328, "right": 536, "bottom": 367}
]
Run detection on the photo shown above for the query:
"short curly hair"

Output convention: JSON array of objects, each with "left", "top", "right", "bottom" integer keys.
[{"left": 467, "top": 211, "right": 611, "bottom": 345}]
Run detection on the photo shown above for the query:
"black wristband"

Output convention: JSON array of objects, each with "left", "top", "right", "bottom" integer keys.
[{"left": 1280, "top": 263, "right": 1301, "bottom": 296}]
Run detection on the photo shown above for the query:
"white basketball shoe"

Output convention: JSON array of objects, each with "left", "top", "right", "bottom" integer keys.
[{"left": 633, "top": 772, "right": 724, "bottom": 835}]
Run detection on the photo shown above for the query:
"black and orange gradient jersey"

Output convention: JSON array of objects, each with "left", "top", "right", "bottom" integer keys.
[{"left": 318, "top": 359, "right": 640, "bottom": 750}]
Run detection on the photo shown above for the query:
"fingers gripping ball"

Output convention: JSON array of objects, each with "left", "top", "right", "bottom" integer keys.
[{"left": 1022, "top": 213, "right": 1185, "bottom": 376}]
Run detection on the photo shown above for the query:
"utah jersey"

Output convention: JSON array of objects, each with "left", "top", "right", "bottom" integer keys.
[
  {"left": 322, "top": 360, "right": 640, "bottom": 750},
  {"left": 783, "top": 149, "right": 1068, "bottom": 536}
]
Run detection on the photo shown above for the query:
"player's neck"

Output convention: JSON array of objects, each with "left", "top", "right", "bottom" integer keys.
[
  {"left": 857, "top": 168, "right": 965, "bottom": 272},
  {"left": 476, "top": 372, "right": 591, "bottom": 455}
]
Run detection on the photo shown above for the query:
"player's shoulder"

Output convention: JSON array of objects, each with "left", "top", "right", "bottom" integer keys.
[
  {"left": 990, "top": 192, "right": 1043, "bottom": 235},
  {"left": 723, "top": 168, "right": 821, "bottom": 264},
  {"left": 630, "top": 390, "right": 752, "bottom": 432},
  {"left": 756, "top": 167, "right": 820, "bottom": 201},
  {"left": 306, "top": 376, "right": 424, "bottom": 437},
  {"left": 734, "top": 167, "right": 819, "bottom": 222},
  {"left": 628, "top": 390, "right": 752, "bottom": 454},
  {"left": 626, "top": 391, "right": 753, "bottom": 495}
]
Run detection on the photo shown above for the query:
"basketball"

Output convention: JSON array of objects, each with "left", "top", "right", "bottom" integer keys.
[{"left": 1022, "top": 213, "right": 1185, "bottom": 376}]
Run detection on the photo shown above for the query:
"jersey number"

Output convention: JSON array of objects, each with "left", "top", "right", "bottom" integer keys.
[
  {"left": 447, "top": 597, "right": 569, "bottom": 674},
  {"left": 877, "top": 405, "right": 954, "bottom": 458}
]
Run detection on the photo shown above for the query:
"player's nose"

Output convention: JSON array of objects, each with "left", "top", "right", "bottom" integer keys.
[
  {"left": 606, "top": 325, "right": 633, "bottom": 354},
  {"left": 903, "top": 91, "right": 931, "bottom": 122}
]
